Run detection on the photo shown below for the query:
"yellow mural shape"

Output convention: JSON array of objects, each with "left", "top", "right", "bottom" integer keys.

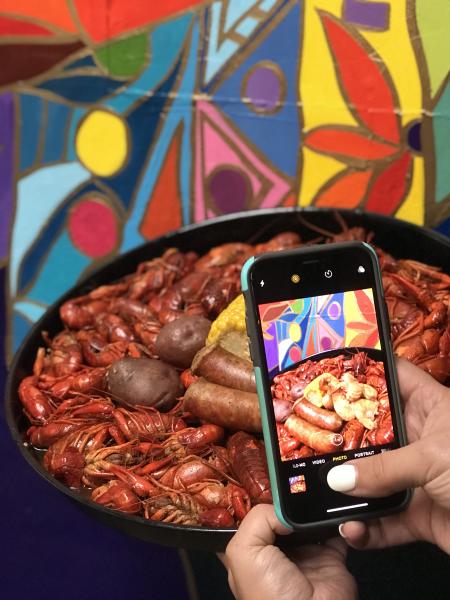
[
  {"left": 76, "top": 110, "right": 129, "bottom": 177},
  {"left": 289, "top": 322, "right": 301, "bottom": 342}
]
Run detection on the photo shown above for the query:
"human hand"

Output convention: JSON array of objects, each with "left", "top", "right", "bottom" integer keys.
[
  {"left": 327, "top": 359, "right": 450, "bottom": 553},
  {"left": 220, "top": 504, "right": 357, "bottom": 600}
]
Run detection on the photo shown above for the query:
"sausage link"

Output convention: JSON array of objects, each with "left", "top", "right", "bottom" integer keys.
[
  {"left": 293, "top": 398, "right": 342, "bottom": 432},
  {"left": 284, "top": 415, "right": 343, "bottom": 454},
  {"left": 184, "top": 378, "right": 261, "bottom": 433},
  {"left": 192, "top": 344, "right": 256, "bottom": 392},
  {"left": 341, "top": 419, "right": 365, "bottom": 450}
]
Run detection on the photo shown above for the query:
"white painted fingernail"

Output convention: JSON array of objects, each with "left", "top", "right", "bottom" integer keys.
[
  {"left": 338, "top": 524, "right": 347, "bottom": 538},
  {"left": 327, "top": 465, "right": 356, "bottom": 492}
]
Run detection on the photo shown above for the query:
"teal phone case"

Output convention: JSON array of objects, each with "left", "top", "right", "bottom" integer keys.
[{"left": 240, "top": 257, "right": 291, "bottom": 529}]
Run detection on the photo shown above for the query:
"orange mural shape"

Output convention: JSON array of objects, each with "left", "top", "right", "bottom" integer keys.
[
  {"left": 140, "top": 128, "right": 183, "bottom": 240},
  {"left": 72, "top": 0, "right": 207, "bottom": 43},
  {"left": 315, "top": 169, "right": 373, "bottom": 208},
  {"left": 0, "top": 0, "right": 77, "bottom": 33}
]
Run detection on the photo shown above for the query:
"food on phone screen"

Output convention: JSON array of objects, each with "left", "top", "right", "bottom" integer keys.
[
  {"left": 293, "top": 398, "right": 343, "bottom": 431},
  {"left": 273, "top": 352, "right": 391, "bottom": 460},
  {"left": 285, "top": 414, "right": 344, "bottom": 454},
  {"left": 289, "top": 475, "right": 306, "bottom": 494}
]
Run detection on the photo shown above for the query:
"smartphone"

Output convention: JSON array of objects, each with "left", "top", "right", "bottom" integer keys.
[{"left": 241, "top": 241, "right": 410, "bottom": 530}]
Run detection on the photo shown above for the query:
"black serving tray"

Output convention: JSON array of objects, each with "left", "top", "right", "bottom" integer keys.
[{"left": 5, "top": 208, "right": 450, "bottom": 551}]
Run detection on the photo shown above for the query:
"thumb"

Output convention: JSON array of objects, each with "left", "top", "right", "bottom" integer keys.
[{"left": 327, "top": 443, "right": 429, "bottom": 497}]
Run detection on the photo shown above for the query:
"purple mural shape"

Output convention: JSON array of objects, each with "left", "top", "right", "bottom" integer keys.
[
  {"left": 343, "top": 0, "right": 390, "bottom": 29},
  {"left": 0, "top": 93, "right": 14, "bottom": 262},
  {"left": 407, "top": 121, "right": 422, "bottom": 152},
  {"left": 208, "top": 167, "right": 251, "bottom": 213},
  {"left": 244, "top": 65, "right": 282, "bottom": 112}
]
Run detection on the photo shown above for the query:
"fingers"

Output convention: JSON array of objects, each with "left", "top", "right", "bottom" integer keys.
[
  {"left": 327, "top": 442, "right": 427, "bottom": 497},
  {"left": 396, "top": 358, "right": 449, "bottom": 412},
  {"left": 339, "top": 516, "right": 417, "bottom": 550},
  {"left": 229, "top": 504, "right": 292, "bottom": 551},
  {"left": 225, "top": 505, "right": 310, "bottom": 600}
]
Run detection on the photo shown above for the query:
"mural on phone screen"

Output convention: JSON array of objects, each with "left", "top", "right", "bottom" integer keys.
[{"left": 258, "top": 288, "right": 393, "bottom": 462}]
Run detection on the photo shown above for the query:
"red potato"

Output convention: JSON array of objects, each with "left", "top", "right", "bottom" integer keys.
[
  {"left": 183, "top": 378, "right": 261, "bottom": 433},
  {"left": 155, "top": 315, "right": 211, "bottom": 368},
  {"left": 192, "top": 344, "right": 256, "bottom": 393},
  {"left": 107, "top": 357, "right": 183, "bottom": 411},
  {"left": 293, "top": 398, "right": 343, "bottom": 432},
  {"left": 284, "top": 415, "right": 343, "bottom": 454}
]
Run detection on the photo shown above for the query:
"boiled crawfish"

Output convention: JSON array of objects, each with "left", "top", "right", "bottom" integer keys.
[
  {"left": 227, "top": 432, "right": 272, "bottom": 505},
  {"left": 19, "top": 225, "right": 450, "bottom": 530}
]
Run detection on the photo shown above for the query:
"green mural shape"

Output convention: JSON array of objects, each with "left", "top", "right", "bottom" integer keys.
[
  {"left": 416, "top": 0, "right": 450, "bottom": 98},
  {"left": 95, "top": 32, "right": 149, "bottom": 77},
  {"left": 434, "top": 82, "right": 450, "bottom": 204}
]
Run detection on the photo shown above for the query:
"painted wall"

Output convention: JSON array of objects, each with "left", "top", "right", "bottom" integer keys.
[{"left": 1, "top": 0, "right": 450, "bottom": 361}]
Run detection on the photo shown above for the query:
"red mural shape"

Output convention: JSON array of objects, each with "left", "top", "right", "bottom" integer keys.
[
  {"left": 305, "top": 127, "right": 397, "bottom": 161},
  {"left": 0, "top": 15, "right": 55, "bottom": 36},
  {"left": 69, "top": 198, "right": 119, "bottom": 258},
  {"left": 365, "top": 152, "right": 413, "bottom": 213},
  {"left": 319, "top": 11, "right": 400, "bottom": 143},
  {"left": 305, "top": 11, "right": 414, "bottom": 215}
]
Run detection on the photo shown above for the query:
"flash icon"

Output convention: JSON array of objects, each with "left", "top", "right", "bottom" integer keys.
[
  {"left": 260, "top": 280, "right": 265, "bottom": 287},
  {"left": 358, "top": 265, "right": 365, "bottom": 273}
]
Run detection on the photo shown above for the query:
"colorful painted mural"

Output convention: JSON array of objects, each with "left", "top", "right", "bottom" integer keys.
[{"left": 0, "top": 0, "right": 449, "bottom": 361}]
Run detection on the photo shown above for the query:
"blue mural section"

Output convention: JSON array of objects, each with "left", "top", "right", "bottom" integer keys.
[
  {"left": 210, "top": 1, "right": 302, "bottom": 177},
  {"left": 19, "top": 95, "right": 43, "bottom": 172},
  {"left": 42, "top": 102, "right": 71, "bottom": 163},
  {"left": 122, "top": 18, "right": 200, "bottom": 250},
  {"left": 8, "top": 13, "right": 200, "bottom": 355},
  {"left": 103, "top": 54, "right": 183, "bottom": 209}
]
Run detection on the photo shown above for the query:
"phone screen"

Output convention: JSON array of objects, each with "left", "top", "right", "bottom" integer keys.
[{"left": 249, "top": 243, "right": 408, "bottom": 525}]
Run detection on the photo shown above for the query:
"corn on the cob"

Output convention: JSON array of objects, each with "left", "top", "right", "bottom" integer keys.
[{"left": 207, "top": 294, "right": 246, "bottom": 344}]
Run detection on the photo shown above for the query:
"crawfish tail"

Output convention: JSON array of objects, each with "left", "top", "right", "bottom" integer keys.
[
  {"left": 113, "top": 408, "right": 186, "bottom": 441},
  {"left": 227, "top": 432, "right": 272, "bottom": 504}
]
